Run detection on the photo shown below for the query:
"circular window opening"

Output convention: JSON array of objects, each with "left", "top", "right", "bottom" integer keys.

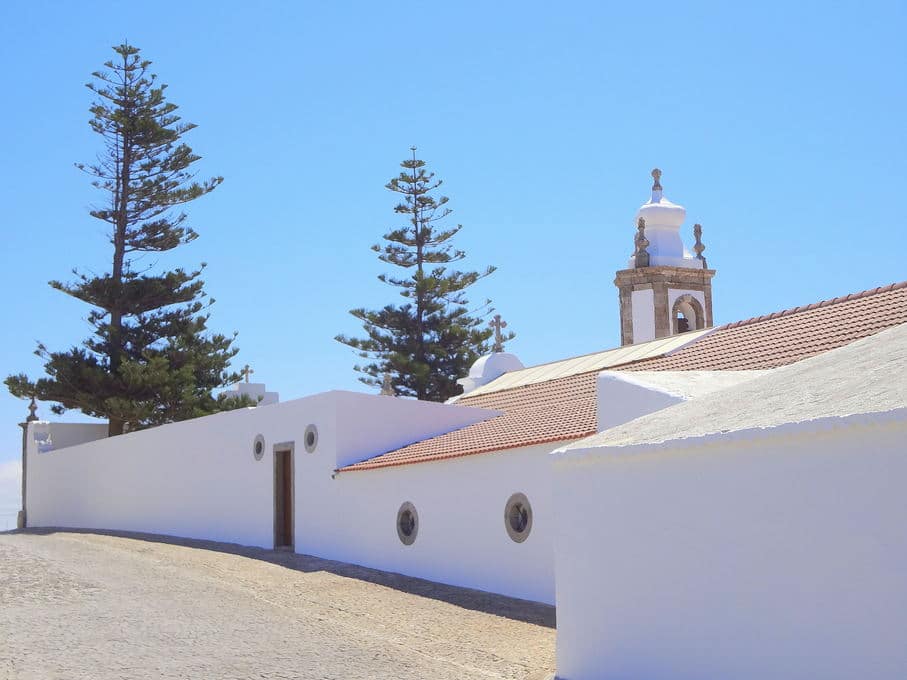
[
  {"left": 504, "top": 492, "right": 532, "bottom": 543},
  {"left": 304, "top": 424, "right": 318, "bottom": 453},
  {"left": 252, "top": 434, "right": 265, "bottom": 461},
  {"left": 396, "top": 501, "right": 418, "bottom": 546}
]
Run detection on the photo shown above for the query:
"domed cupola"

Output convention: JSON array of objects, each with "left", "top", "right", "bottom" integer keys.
[{"left": 629, "top": 169, "right": 699, "bottom": 269}]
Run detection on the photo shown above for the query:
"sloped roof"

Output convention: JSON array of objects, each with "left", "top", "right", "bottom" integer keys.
[
  {"left": 562, "top": 321, "right": 907, "bottom": 451},
  {"left": 456, "top": 330, "right": 711, "bottom": 399},
  {"left": 622, "top": 281, "right": 907, "bottom": 372},
  {"left": 340, "top": 371, "right": 599, "bottom": 471},
  {"left": 607, "top": 370, "right": 767, "bottom": 399},
  {"left": 338, "top": 281, "right": 907, "bottom": 472}
]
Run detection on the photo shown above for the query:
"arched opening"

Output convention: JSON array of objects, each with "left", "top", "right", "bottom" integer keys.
[{"left": 672, "top": 294, "right": 705, "bottom": 334}]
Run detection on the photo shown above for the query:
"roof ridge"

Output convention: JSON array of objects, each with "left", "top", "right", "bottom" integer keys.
[{"left": 719, "top": 280, "right": 907, "bottom": 330}]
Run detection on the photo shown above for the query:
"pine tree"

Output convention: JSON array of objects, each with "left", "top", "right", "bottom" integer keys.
[
  {"left": 336, "top": 148, "right": 509, "bottom": 402},
  {"left": 5, "top": 43, "right": 249, "bottom": 435}
]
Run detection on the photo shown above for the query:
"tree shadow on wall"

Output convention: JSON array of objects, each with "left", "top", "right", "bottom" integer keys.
[{"left": 11, "top": 527, "right": 556, "bottom": 629}]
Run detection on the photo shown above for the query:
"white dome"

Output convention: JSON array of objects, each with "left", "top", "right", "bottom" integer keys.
[
  {"left": 629, "top": 169, "right": 702, "bottom": 270},
  {"left": 637, "top": 191, "right": 686, "bottom": 231},
  {"left": 457, "top": 352, "right": 524, "bottom": 395}
]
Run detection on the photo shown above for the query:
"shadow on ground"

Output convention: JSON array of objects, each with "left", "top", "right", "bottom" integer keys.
[{"left": 7, "top": 527, "right": 556, "bottom": 629}]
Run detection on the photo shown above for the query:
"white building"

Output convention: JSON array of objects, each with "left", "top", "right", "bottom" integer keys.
[
  {"left": 15, "top": 171, "right": 907, "bottom": 678},
  {"left": 552, "top": 323, "right": 907, "bottom": 680}
]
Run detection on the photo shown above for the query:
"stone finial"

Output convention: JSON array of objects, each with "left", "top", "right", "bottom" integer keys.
[
  {"left": 693, "top": 223, "right": 707, "bottom": 268},
  {"left": 651, "top": 168, "right": 662, "bottom": 191},
  {"left": 634, "top": 217, "right": 650, "bottom": 268},
  {"left": 240, "top": 364, "right": 254, "bottom": 383},
  {"left": 26, "top": 396, "right": 39, "bottom": 423},
  {"left": 489, "top": 314, "right": 508, "bottom": 353},
  {"left": 380, "top": 372, "right": 395, "bottom": 396}
]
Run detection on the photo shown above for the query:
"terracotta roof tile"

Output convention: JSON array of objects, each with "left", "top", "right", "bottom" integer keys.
[
  {"left": 339, "top": 372, "right": 598, "bottom": 471},
  {"left": 622, "top": 282, "right": 907, "bottom": 372},
  {"left": 339, "top": 281, "right": 907, "bottom": 472}
]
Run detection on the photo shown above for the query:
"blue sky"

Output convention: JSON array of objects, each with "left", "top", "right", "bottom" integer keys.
[{"left": 1, "top": 1, "right": 905, "bottom": 511}]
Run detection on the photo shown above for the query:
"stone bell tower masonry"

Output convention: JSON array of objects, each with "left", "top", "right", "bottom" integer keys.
[{"left": 614, "top": 169, "right": 716, "bottom": 346}]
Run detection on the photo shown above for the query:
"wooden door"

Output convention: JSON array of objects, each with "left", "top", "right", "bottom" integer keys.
[{"left": 274, "top": 448, "right": 294, "bottom": 549}]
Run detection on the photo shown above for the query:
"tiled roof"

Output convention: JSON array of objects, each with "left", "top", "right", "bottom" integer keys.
[
  {"left": 339, "top": 281, "right": 907, "bottom": 472},
  {"left": 457, "top": 330, "right": 710, "bottom": 399},
  {"left": 339, "top": 372, "right": 598, "bottom": 471},
  {"left": 622, "top": 281, "right": 907, "bottom": 372}
]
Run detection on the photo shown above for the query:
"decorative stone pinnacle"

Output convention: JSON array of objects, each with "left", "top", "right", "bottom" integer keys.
[
  {"left": 26, "top": 396, "right": 39, "bottom": 423},
  {"left": 693, "top": 223, "right": 708, "bottom": 267},
  {"left": 489, "top": 314, "right": 508, "bottom": 353},
  {"left": 651, "top": 168, "right": 662, "bottom": 191},
  {"left": 240, "top": 364, "right": 254, "bottom": 383},
  {"left": 380, "top": 372, "right": 395, "bottom": 396},
  {"left": 634, "top": 217, "right": 650, "bottom": 268}
]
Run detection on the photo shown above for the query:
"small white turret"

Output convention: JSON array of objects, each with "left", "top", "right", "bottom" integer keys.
[
  {"left": 629, "top": 169, "right": 703, "bottom": 270},
  {"left": 457, "top": 352, "right": 524, "bottom": 395},
  {"left": 227, "top": 365, "right": 279, "bottom": 406}
]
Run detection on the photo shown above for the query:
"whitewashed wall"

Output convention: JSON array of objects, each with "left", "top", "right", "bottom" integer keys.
[
  {"left": 25, "top": 388, "right": 557, "bottom": 603},
  {"left": 303, "top": 442, "right": 556, "bottom": 604},
  {"left": 596, "top": 373, "right": 682, "bottom": 432},
  {"left": 38, "top": 422, "right": 108, "bottom": 450},
  {"left": 552, "top": 413, "right": 907, "bottom": 680},
  {"left": 26, "top": 397, "right": 334, "bottom": 547},
  {"left": 25, "top": 391, "right": 493, "bottom": 550},
  {"left": 630, "top": 288, "right": 655, "bottom": 343}
]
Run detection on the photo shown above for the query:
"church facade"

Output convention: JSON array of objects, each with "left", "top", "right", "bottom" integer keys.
[{"left": 16, "top": 172, "right": 907, "bottom": 679}]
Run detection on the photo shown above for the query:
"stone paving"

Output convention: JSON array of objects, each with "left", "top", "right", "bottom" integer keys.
[{"left": 0, "top": 530, "right": 555, "bottom": 680}]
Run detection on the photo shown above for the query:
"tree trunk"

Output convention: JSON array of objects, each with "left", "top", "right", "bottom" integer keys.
[
  {"left": 107, "top": 418, "right": 125, "bottom": 437},
  {"left": 107, "top": 48, "right": 132, "bottom": 438}
]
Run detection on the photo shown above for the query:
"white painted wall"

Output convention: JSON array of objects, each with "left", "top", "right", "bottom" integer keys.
[
  {"left": 24, "top": 389, "right": 555, "bottom": 603},
  {"left": 25, "top": 391, "right": 495, "bottom": 550},
  {"left": 26, "top": 398, "right": 332, "bottom": 547},
  {"left": 552, "top": 414, "right": 907, "bottom": 680},
  {"left": 302, "top": 443, "right": 557, "bottom": 604},
  {"left": 32, "top": 420, "right": 107, "bottom": 449},
  {"left": 630, "top": 288, "right": 655, "bottom": 343},
  {"left": 328, "top": 392, "right": 498, "bottom": 469},
  {"left": 596, "top": 372, "right": 683, "bottom": 433}
]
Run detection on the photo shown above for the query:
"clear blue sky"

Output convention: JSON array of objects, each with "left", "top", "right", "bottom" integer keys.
[{"left": 1, "top": 1, "right": 905, "bottom": 500}]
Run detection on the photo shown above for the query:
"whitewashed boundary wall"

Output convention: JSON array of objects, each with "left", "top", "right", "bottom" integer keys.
[
  {"left": 552, "top": 412, "right": 907, "bottom": 680},
  {"left": 32, "top": 422, "right": 108, "bottom": 451},
  {"left": 307, "top": 443, "right": 556, "bottom": 604},
  {"left": 25, "top": 391, "right": 494, "bottom": 550}
]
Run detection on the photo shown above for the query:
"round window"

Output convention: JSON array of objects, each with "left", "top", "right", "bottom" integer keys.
[
  {"left": 304, "top": 424, "right": 318, "bottom": 453},
  {"left": 252, "top": 434, "right": 265, "bottom": 461},
  {"left": 504, "top": 492, "right": 532, "bottom": 543},
  {"left": 396, "top": 501, "right": 418, "bottom": 546}
]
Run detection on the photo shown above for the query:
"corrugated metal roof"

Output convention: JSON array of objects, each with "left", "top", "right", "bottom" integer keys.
[{"left": 461, "top": 329, "right": 712, "bottom": 398}]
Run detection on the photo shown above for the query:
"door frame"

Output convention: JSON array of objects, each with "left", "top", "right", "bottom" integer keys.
[{"left": 273, "top": 441, "right": 295, "bottom": 551}]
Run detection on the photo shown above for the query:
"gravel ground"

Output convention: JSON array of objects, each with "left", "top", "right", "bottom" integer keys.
[{"left": 0, "top": 529, "right": 555, "bottom": 680}]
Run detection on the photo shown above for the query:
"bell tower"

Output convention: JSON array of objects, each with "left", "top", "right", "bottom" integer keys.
[{"left": 614, "top": 169, "right": 716, "bottom": 346}]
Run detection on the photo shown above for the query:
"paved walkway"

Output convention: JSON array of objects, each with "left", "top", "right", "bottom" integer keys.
[{"left": 0, "top": 530, "right": 555, "bottom": 680}]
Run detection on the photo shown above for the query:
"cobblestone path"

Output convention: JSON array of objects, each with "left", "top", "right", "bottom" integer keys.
[{"left": 0, "top": 530, "right": 555, "bottom": 680}]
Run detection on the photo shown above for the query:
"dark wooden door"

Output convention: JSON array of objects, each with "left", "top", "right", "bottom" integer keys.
[{"left": 274, "top": 449, "right": 293, "bottom": 549}]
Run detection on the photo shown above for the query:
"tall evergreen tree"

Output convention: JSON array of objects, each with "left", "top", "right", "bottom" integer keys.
[
  {"left": 5, "top": 43, "right": 249, "bottom": 435},
  {"left": 336, "top": 148, "right": 509, "bottom": 401}
]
